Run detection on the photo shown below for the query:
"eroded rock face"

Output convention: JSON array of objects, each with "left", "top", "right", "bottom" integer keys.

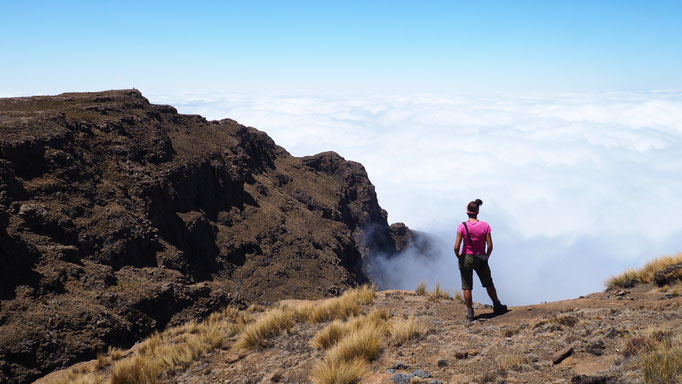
[{"left": 0, "top": 90, "right": 405, "bottom": 383}]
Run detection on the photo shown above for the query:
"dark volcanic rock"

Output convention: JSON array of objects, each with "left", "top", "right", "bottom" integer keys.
[
  {"left": 0, "top": 90, "right": 404, "bottom": 383},
  {"left": 653, "top": 262, "right": 682, "bottom": 286}
]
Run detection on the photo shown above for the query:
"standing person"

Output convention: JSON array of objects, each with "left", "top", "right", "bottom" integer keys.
[{"left": 454, "top": 199, "right": 507, "bottom": 321}]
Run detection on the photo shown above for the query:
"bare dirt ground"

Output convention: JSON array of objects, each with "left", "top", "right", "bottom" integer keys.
[{"left": 39, "top": 282, "right": 679, "bottom": 384}]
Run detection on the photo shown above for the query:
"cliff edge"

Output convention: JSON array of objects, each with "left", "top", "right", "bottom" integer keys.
[{"left": 0, "top": 90, "right": 412, "bottom": 383}]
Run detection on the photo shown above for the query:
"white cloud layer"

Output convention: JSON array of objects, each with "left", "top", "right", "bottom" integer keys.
[{"left": 150, "top": 91, "right": 682, "bottom": 305}]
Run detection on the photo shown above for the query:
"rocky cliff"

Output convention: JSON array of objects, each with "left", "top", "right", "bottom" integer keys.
[{"left": 0, "top": 90, "right": 412, "bottom": 383}]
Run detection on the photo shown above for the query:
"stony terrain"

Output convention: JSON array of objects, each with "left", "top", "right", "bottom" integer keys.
[
  {"left": 37, "top": 280, "right": 681, "bottom": 384},
  {"left": 0, "top": 90, "right": 414, "bottom": 383}
]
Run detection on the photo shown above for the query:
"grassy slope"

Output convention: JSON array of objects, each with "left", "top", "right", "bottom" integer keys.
[{"left": 38, "top": 256, "right": 682, "bottom": 384}]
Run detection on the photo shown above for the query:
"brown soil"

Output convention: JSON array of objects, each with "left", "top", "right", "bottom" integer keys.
[
  {"left": 0, "top": 90, "right": 415, "bottom": 383},
  {"left": 37, "top": 282, "right": 681, "bottom": 384}
]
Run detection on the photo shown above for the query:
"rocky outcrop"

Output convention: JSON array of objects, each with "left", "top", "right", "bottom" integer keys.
[
  {"left": 653, "top": 262, "right": 682, "bottom": 286},
  {"left": 0, "top": 90, "right": 406, "bottom": 383}
]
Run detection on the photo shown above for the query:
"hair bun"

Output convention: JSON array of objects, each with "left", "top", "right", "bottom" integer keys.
[{"left": 475, "top": 199, "right": 483, "bottom": 206}]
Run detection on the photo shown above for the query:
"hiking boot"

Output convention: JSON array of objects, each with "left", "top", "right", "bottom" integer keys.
[
  {"left": 493, "top": 303, "right": 508, "bottom": 315},
  {"left": 466, "top": 307, "right": 475, "bottom": 322}
]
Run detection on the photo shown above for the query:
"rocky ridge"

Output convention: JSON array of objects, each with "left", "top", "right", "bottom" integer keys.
[{"left": 0, "top": 90, "right": 417, "bottom": 383}]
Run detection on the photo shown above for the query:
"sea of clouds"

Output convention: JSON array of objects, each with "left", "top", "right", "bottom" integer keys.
[{"left": 149, "top": 91, "right": 682, "bottom": 305}]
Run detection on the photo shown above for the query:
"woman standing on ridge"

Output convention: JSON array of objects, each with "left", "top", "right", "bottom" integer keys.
[{"left": 454, "top": 199, "right": 507, "bottom": 321}]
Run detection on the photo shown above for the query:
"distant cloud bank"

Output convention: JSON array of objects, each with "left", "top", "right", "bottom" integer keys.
[{"left": 150, "top": 91, "right": 682, "bottom": 305}]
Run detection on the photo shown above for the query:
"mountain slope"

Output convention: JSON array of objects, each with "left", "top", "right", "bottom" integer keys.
[
  {"left": 0, "top": 90, "right": 411, "bottom": 383},
  {"left": 37, "top": 279, "right": 681, "bottom": 384}
]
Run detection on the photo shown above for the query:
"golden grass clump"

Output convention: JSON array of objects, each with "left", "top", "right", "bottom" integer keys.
[
  {"left": 298, "top": 285, "right": 374, "bottom": 324},
  {"left": 95, "top": 353, "right": 108, "bottom": 369},
  {"left": 388, "top": 316, "right": 422, "bottom": 346},
  {"left": 111, "top": 320, "right": 229, "bottom": 384},
  {"left": 606, "top": 269, "right": 641, "bottom": 289},
  {"left": 454, "top": 290, "right": 464, "bottom": 303},
  {"left": 310, "top": 307, "right": 390, "bottom": 384},
  {"left": 108, "top": 346, "right": 123, "bottom": 360},
  {"left": 607, "top": 253, "right": 682, "bottom": 289},
  {"left": 415, "top": 281, "right": 427, "bottom": 295},
  {"left": 311, "top": 309, "right": 390, "bottom": 350},
  {"left": 311, "top": 320, "right": 346, "bottom": 350},
  {"left": 429, "top": 282, "right": 450, "bottom": 300},
  {"left": 310, "top": 357, "right": 368, "bottom": 384},
  {"left": 348, "top": 284, "right": 375, "bottom": 305},
  {"left": 325, "top": 323, "right": 384, "bottom": 364},
  {"left": 108, "top": 305, "right": 249, "bottom": 384},
  {"left": 233, "top": 307, "right": 294, "bottom": 350}
]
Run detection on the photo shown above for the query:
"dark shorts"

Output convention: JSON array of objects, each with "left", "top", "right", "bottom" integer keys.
[{"left": 458, "top": 254, "right": 494, "bottom": 290}]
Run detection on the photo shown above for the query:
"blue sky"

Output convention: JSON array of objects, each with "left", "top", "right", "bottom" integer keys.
[{"left": 2, "top": 1, "right": 682, "bottom": 95}]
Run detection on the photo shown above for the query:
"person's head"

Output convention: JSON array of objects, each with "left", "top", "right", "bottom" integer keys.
[{"left": 467, "top": 199, "right": 483, "bottom": 218}]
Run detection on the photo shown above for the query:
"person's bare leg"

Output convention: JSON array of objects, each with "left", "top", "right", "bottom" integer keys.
[
  {"left": 463, "top": 289, "right": 473, "bottom": 308},
  {"left": 486, "top": 286, "right": 500, "bottom": 305},
  {"left": 463, "top": 289, "right": 475, "bottom": 320}
]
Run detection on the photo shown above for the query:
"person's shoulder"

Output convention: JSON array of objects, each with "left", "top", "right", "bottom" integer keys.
[
  {"left": 479, "top": 220, "right": 491, "bottom": 230},
  {"left": 456, "top": 222, "right": 464, "bottom": 232}
]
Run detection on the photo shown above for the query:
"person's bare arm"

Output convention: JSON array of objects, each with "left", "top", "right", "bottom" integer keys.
[
  {"left": 486, "top": 232, "right": 493, "bottom": 257},
  {"left": 454, "top": 232, "right": 463, "bottom": 257}
]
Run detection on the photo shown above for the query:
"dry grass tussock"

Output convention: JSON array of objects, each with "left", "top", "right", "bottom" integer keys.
[
  {"left": 232, "top": 307, "right": 294, "bottom": 351},
  {"left": 59, "top": 305, "right": 254, "bottom": 384},
  {"left": 311, "top": 308, "right": 390, "bottom": 384},
  {"left": 496, "top": 351, "right": 527, "bottom": 372},
  {"left": 311, "top": 309, "right": 390, "bottom": 350},
  {"left": 310, "top": 357, "right": 368, "bottom": 384},
  {"left": 415, "top": 281, "right": 427, "bottom": 295},
  {"left": 606, "top": 253, "right": 682, "bottom": 289},
  {"left": 296, "top": 285, "right": 375, "bottom": 324},
  {"left": 429, "top": 282, "right": 450, "bottom": 300},
  {"left": 622, "top": 329, "right": 682, "bottom": 384},
  {"left": 454, "top": 290, "right": 464, "bottom": 303},
  {"left": 388, "top": 316, "right": 423, "bottom": 346}
]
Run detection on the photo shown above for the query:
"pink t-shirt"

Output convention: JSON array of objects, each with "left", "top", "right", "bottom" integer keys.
[{"left": 457, "top": 220, "right": 491, "bottom": 255}]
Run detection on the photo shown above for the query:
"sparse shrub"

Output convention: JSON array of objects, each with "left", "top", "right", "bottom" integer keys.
[
  {"left": 496, "top": 352, "right": 526, "bottom": 372},
  {"left": 310, "top": 357, "right": 368, "bottom": 384},
  {"left": 639, "top": 334, "right": 682, "bottom": 384},
  {"left": 454, "top": 290, "right": 464, "bottom": 303},
  {"left": 388, "top": 316, "right": 422, "bottom": 346},
  {"left": 552, "top": 314, "right": 579, "bottom": 327},
  {"left": 475, "top": 370, "right": 503, "bottom": 384},
  {"left": 623, "top": 329, "right": 682, "bottom": 383},
  {"left": 415, "top": 281, "right": 427, "bottom": 295},
  {"left": 233, "top": 307, "right": 294, "bottom": 350},
  {"left": 429, "top": 282, "right": 450, "bottom": 300}
]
